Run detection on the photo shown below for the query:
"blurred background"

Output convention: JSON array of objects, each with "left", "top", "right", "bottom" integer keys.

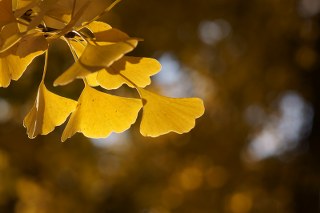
[{"left": 0, "top": 0, "right": 320, "bottom": 212}]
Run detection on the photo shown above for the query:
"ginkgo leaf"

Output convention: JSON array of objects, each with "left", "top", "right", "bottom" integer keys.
[
  {"left": 23, "top": 82, "right": 77, "bottom": 139},
  {"left": 54, "top": 26, "right": 139, "bottom": 86},
  {"left": 0, "top": 43, "right": 45, "bottom": 88},
  {"left": 0, "top": 0, "right": 15, "bottom": 27},
  {"left": 138, "top": 88, "right": 205, "bottom": 137},
  {"left": 53, "top": 62, "right": 90, "bottom": 86},
  {"left": 81, "top": 21, "right": 139, "bottom": 68},
  {"left": 25, "top": 0, "right": 54, "bottom": 30},
  {"left": 61, "top": 85, "right": 142, "bottom": 142},
  {"left": 0, "top": 23, "right": 21, "bottom": 53},
  {"left": 72, "top": 0, "right": 113, "bottom": 28},
  {"left": 85, "top": 21, "right": 112, "bottom": 34},
  {"left": 42, "top": 0, "right": 75, "bottom": 29},
  {"left": 16, "top": 32, "right": 48, "bottom": 57},
  {"left": 68, "top": 38, "right": 86, "bottom": 57},
  {"left": 85, "top": 21, "right": 129, "bottom": 42},
  {"left": 97, "top": 56, "right": 161, "bottom": 89},
  {"left": 85, "top": 72, "right": 99, "bottom": 87},
  {"left": 79, "top": 39, "right": 138, "bottom": 68}
]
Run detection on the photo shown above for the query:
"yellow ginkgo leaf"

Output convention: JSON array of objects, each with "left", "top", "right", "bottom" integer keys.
[
  {"left": 0, "top": 0, "right": 14, "bottom": 27},
  {"left": 16, "top": 32, "right": 48, "bottom": 57},
  {"left": 26, "top": 0, "right": 58, "bottom": 30},
  {"left": 72, "top": 0, "right": 113, "bottom": 28},
  {"left": 85, "top": 21, "right": 129, "bottom": 42},
  {"left": 68, "top": 39, "right": 86, "bottom": 57},
  {"left": 85, "top": 21, "right": 112, "bottom": 34},
  {"left": 23, "top": 82, "right": 77, "bottom": 139},
  {"left": 54, "top": 27, "right": 138, "bottom": 86},
  {"left": 97, "top": 56, "right": 161, "bottom": 89},
  {"left": 85, "top": 72, "right": 99, "bottom": 87},
  {"left": 79, "top": 39, "right": 138, "bottom": 68},
  {"left": 81, "top": 21, "right": 139, "bottom": 68},
  {"left": 42, "top": 0, "right": 75, "bottom": 29},
  {"left": 138, "top": 88, "right": 205, "bottom": 137},
  {"left": 53, "top": 62, "right": 90, "bottom": 86},
  {"left": 0, "top": 43, "right": 45, "bottom": 88},
  {"left": 61, "top": 85, "right": 142, "bottom": 142},
  {"left": 0, "top": 23, "right": 21, "bottom": 53}
]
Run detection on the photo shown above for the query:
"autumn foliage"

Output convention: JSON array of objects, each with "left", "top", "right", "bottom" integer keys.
[{"left": 0, "top": 0, "right": 204, "bottom": 141}]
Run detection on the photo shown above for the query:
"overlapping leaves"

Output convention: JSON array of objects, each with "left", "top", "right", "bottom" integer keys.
[{"left": 0, "top": 0, "right": 204, "bottom": 141}]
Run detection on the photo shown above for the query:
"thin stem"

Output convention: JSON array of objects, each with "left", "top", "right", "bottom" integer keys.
[
  {"left": 41, "top": 21, "right": 48, "bottom": 31},
  {"left": 107, "top": 0, "right": 123, "bottom": 12},
  {"left": 41, "top": 50, "right": 49, "bottom": 82},
  {"left": 63, "top": 37, "right": 79, "bottom": 61},
  {"left": 73, "top": 30, "right": 89, "bottom": 44},
  {"left": 16, "top": 19, "right": 29, "bottom": 26},
  {"left": 63, "top": 37, "right": 88, "bottom": 86},
  {"left": 74, "top": 37, "right": 87, "bottom": 47}
]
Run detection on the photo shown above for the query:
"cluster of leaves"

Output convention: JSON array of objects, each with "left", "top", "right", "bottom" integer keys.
[{"left": 0, "top": 0, "right": 204, "bottom": 141}]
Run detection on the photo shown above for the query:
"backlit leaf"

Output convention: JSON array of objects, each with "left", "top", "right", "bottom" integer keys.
[
  {"left": 26, "top": 0, "right": 58, "bottom": 30},
  {"left": 78, "top": 39, "right": 138, "bottom": 68},
  {"left": 16, "top": 32, "right": 48, "bottom": 57},
  {"left": 85, "top": 21, "right": 128, "bottom": 42},
  {"left": 68, "top": 38, "right": 86, "bottom": 57},
  {"left": 81, "top": 21, "right": 139, "bottom": 68},
  {"left": 23, "top": 82, "right": 77, "bottom": 139},
  {"left": 0, "top": 42, "right": 45, "bottom": 88},
  {"left": 85, "top": 72, "right": 100, "bottom": 87},
  {"left": 72, "top": 0, "right": 113, "bottom": 28},
  {"left": 97, "top": 56, "right": 161, "bottom": 89},
  {"left": 138, "top": 88, "right": 205, "bottom": 137},
  {"left": 54, "top": 23, "right": 139, "bottom": 86},
  {"left": 0, "top": 23, "right": 21, "bottom": 53},
  {"left": 53, "top": 62, "right": 90, "bottom": 86},
  {"left": 61, "top": 85, "right": 142, "bottom": 142}
]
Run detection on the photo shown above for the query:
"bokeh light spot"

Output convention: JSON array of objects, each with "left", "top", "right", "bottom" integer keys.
[
  {"left": 198, "top": 20, "right": 231, "bottom": 45},
  {"left": 180, "top": 167, "right": 203, "bottom": 191},
  {"left": 247, "top": 91, "right": 313, "bottom": 161},
  {"left": 228, "top": 192, "right": 252, "bottom": 213},
  {"left": 0, "top": 98, "right": 11, "bottom": 123}
]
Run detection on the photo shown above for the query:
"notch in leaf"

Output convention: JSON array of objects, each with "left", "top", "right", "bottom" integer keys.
[{"left": 23, "top": 82, "right": 77, "bottom": 139}]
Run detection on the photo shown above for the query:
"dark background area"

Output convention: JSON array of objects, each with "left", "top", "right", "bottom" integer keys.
[{"left": 0, "top": 0, "right": 320, "bottom": 212}]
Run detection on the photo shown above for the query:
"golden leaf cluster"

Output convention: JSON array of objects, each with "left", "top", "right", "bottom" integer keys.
[{"left": 0, "top": 0, "right": 204, "bottom": 141}]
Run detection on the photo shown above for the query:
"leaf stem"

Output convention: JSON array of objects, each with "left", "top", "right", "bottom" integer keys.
[
  {"left": 16, "top": 19, "right": 29, "bottom": 26},
  {"left": 63, "top": 37, "right": 78, "bottom": 61},
  {"left": 41, "top": 50, "right": 49, "bottom": 82}
]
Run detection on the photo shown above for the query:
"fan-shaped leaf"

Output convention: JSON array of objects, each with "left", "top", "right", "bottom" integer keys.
[
  {"left": 0, "top": 40, "right": 45, "bottom": 88},
  {"left": 96, "top": 56, "right": 161, "bottom": 89},
  {"left": 61, "top": 85, "right": 142, "bottom": 141},
  {"left": 53, "top": 62, "right": 90, "bottom": 86},
  {"left": 0, "top": 23, "right": 21, "bottom": 53},
  {"left": 23, "top": 82, "right": 77, "bottom": 139},
  {"left": 138, "top": 88, "right": 205, "bottom": 137},
  {"left": 54, "top": 24, "right": 139, "bottom": 86},
  {"left": 16, "top": 32, "right": 48, "bottom": 57}
]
